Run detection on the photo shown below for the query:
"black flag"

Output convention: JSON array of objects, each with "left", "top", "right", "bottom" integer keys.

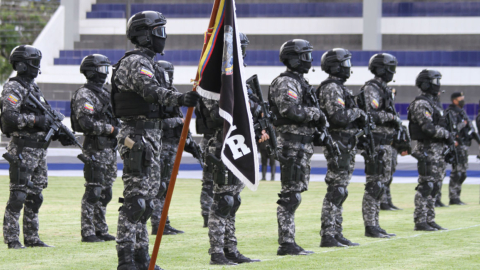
[{"left": 196, "top": 0, "right": 259, "bottom": 190}]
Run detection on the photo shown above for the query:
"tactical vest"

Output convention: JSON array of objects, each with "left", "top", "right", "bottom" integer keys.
[
  {"left": 360, "top": 79, "right": 396, "bottom": 129},
  {"left": 70, "top": 83, "right": 120, "bottom": 134},
  {"left": 408, "top": 95, "right": 447, "bottom": 141},
  {"left": 111, "top": 50, "right": 165, "bottom": 119},
  {"left": 268, "top": 71, "right": 314, "bottom": 127},
  {"left": 0, "top": 77, "right": 49, "bottom": 136},
  {"left": 317, "top": 78, "right": 358, "bottom": 129}
]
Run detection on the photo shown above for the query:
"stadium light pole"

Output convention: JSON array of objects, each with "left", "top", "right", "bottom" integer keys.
[{"left": 148, "top": 0, "right": 221, "bottom": 269}]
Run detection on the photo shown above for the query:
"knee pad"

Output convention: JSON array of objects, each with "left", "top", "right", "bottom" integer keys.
[
  {"left": 122, "top": 195, "right": 146, "bottom": 223},
  {"left": 6, "top": 191, "right": 27, "bottom": 213},
  {"left": 84, "top": 186, "right": 102, "bottom": 204},
  {"left": 157, "top": 182, "right": 167, "bottom": 199},
  {"left": 214, "top": 193, "right": 234, "bottom": 218},
  {"left": 365, "top": 181, "right": 384, "bottom": 200},
  {"left": 326, "top": 185, "right": 347, "bottom": 207},
  {"left": 99, "top": 187, "right": 112, "bottom": 207},
  {"left": 416, "top": 182, "right": 434, "bottom": 198},
  {"left": 460, "top": 172, "right": 467, "bottom": 184},
  {"left": 140, "top": 199, "right": 155, "bottom": 224},
  {"left": 277, "top": 192, "right": 302, "bottom": 214},
  {"left": 431, "top": 181, "right": 442, "bottom": 197},
  {"left": 25, "top": 193, "right": 43, "bottom": 214},
  {"left": 229, "top": 193, "right": 242, "bottom": 216}
]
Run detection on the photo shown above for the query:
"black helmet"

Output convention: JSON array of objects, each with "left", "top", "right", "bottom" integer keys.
[
  {"left": 416, "top": 69, "right": 442, "bottom": 92},
  {"left": 369, "top": 53, "right": 397, "bottom": 75},
  {"left": 155, "top": 60, "right": 174, "bottom": 85},
  {"left": 80, "top": 54, "right": 111, "bottom": 77},
  {"left": 279, "top": 39, "right": 313, "bottom": 73},
  {"left": 9, "top": 45, "right": 42, "bottom": 72},
  {"left": 321, "top": 48, "right": 352, "bottom": 79},
  {"left": 239, "top": 32, "right": 249, "bottom": 58},
  {"left": 127, "top": 11, "right": 167, "bottom": 47}
]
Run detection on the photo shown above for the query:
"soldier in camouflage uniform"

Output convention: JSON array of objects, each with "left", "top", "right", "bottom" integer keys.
[
  {"left": 408, "top": 69, "right": 451, "bottom": 231},
  {"left": 269, "top": 39, "right": 327, "bottom": 255},
  {"left": 112, "top": 11, "right": 200, "bottom": 270},
  {"left": 71, "top": 54, "right": 120, "bottom": 243},
  {"left": 2, "top": 45, "right": 73, "bottom": 249},
  {"left": 446, "top": 92, "right": 479, "bottom": 205},
  {"left": 318, "top": 48, "right": 366, "bottom": 247},
  {"left": 150, "top": 60, "right": 185, "bottom": 236},
  {"left": 360, "top": 53, "right": 401, "bottom": 238}
]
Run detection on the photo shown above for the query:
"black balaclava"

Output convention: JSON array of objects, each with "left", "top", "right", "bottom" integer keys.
[
  {"left": 458, "top": 100, "right": 465, "bottom": 108},
  {"left": 18, "top": 63, "right": 39, "bottom": 80},
  {"left": 382, "top": 72, "right": 394, "bottom": 83},
  {"left": 152, "top": 36, "right": 166, "bottom": 54},
  {"left": 87, "top": 72, "right": 108, "bottom": 84},
  {"left": 297, "top": 61, "right": 312, "bottom": 74},
  {"left": 429, "top": 84, "right": 441, "bottom": 96}
]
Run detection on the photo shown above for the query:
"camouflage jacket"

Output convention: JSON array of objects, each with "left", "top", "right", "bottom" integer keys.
[
  {"left": 362, "top": 77, "right": 396, "bottom": 135},
  {"left": 409, "top": 92, "right": 450, "bottom": 140}
]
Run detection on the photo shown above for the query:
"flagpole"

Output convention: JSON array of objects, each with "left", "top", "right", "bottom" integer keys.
[{"left": 148, "top": 0, "right": 222, "bottom": 269}]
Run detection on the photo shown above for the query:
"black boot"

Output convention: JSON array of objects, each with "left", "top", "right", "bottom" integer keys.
[
  {"left": 388, "top": 197, "right": 402, "bottom": 210},
  {"left": 224, "top": 249, "right": 260, "bottom": 263},
  {"left": 365, "top": 226, "right": 389, "bottom": 238},
  {"left": 24, "top": 239, "right": 53, "bottom": 247},
  {"left": 210, "top": 253, "right": 237, "bottom": 265},
  {"left": 428, "top": 222, "right": 447, "bottom": 230},
  {"left": 414, "top": 222, "right": 437, "bottom": 231},
  {"left": 134, "top": 245, "right": 163, "bottom": 270},
  {"left": 380, "top": 203, "right": 393, "bottom": 210},
  {"left": 435, "top": 200, "right": 448, "bottom": 207},
  {"left": 117, "top": 244, "right": 137, "bottom": 270},
  {"left": 335, "top": 234, "right": 360, "bottom": 246},
  {"left": 377, "top": 226, "right": 396, "bottom": 237},
  {"left": 82, "top": 235, "right": 104, "bottom": 243},
  {"left": 294, "top": 242, "right": 314, "bottom": 254},
  {"left": 320, "top": 235, "right": 346, "bottom": 247},
  {"left": 163, "top": 225, "right": 177, "bottom": 235},
  {"left": 277, "top": 242, "right": 309, "bottom": 255},
  {"left": 449, "top": 198, "right": 466, "bottom": 205},
  {"left": 165, "top": 224, "right": 184, "bottom": 234},
  {"left": 202, "top": 215, "right": 209, "bottom": 228},
  {"left": 7, "top": 241, "right": 25, "bottom": 249},
  {"left": 96, "top": 232, "right": 116, "bottom": 241}
]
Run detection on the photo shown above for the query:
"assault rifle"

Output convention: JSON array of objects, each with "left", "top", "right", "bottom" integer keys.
[
  {"left": 385, "top": 87, "right": 411, "bottom": 154},
  {"left": 356, "top": 89, "right": 379, "bottom": 172},
  {"left": 185, "top": 133, "right": 204, "bottom": 169},
  {"left": 26, "top": 94, "right": 82, "bottom": 149},
  {"left": 460, "top": 110, "right": 480, "bottom": 144},
  {"left": 445, "top": 111, "right": 459, "bottom": 170},
  {"left": 246, "top": 74, "right": 278, "bottom": 158}
]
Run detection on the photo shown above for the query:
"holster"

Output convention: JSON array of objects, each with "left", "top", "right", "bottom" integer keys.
[
  {"left": 78, "top": 154, "right": 105, "bottom": 185},
  {"left": 123, "top": 137, "right": 153, "bottom": 177},
  {"left": 206, "top": 153, "right": 238, "bottom": 186},
  {"left": 363, "top": 147, "right": 386, "bottom": 176},
  {"left": 328, "top": 142, "right": 351, "bottom": 173},
  {"left": 278, "top": 146, "right": 306, "bottom": 185},
  {"left": 412, "top": 152, "right": 432, "bottom": 177},
  {"left": 3, "top": 153, "right": 32, "bottom": 187}
]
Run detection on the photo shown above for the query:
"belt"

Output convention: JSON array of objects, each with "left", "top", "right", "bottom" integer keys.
[
  {"left": 12, "top": 137, "right": 50, "bottom": 149},
  {"left": 124, "top": 120, "right": 162, "bottom": 130},
  {"left": 279, "top": 132, "right": 314, "bottom": 144},
  {"left": 373, "top": 133, "right": 394, "bottom": 146}
]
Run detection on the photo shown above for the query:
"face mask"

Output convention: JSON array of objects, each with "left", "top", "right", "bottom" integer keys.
[
  {"left": 23, "top": 66, "right": 39, "bottom": 79},
  {"left": 336, "top": 66, "right": 351, "bottom": 79},
  {"left": 382, "top": 72, "right": 394, "bottom": 83},
  {"left": 296, "top": 61, "right": 312, "bottom": 74},
  {"left": 429, "top": 84, "right": 441, "bottom": 95},
  {"left": 94, "top": 73, "right": 108, "bottom": 84},
  {"left": 458, "top": 100, "right": 465, "bottom": 108},
  {"left": 152, "top": 36, "right": 166, "bottom": 54}
]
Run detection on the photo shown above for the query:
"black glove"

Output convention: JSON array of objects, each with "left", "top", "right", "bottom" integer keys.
[
  {"left": 58, "top": 133, "right": 75, "bottom": 146},
  {"left": 316, "top": 114, "right": 328, "bottom": 129},
  {"left": 178, "top": 91, "right": 201, "bottom": 107},
  {"left": 109, "top": 126, "right": 120, "bottom": 138},
  {"left": 34, "top": 115, "right": 53, "bottom": 131},
  {"left": 356, "top": 110, "right": 368, "bottom": 127}
]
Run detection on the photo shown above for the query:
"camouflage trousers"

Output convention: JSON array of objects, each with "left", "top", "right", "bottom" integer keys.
[
  {"left": 116, "top": 130, "right": 162, "bottom": 251},
  {"left": 449, "top": 146, "right": 469, "bottom": 200},
  {"left": 320, "top": 146, "right": 356, "bottom": 237},
  {"left": 200, "top": 135, "right": 214, "bottom": 217},
  {"left": 3, "top": 141, "right": 47, "bottom": 244},
  {"left": 276, "top": 135, "right": 313, "bottom": 245},
  {"left": 413, "top": 142, "right": 446, "bottom": 224},
  {"left": 362, "top": 145, "right": 393, "bottom": 227},
  {"left": 151, "top": 138, "right": 178, "bottom": 229},
  {"left": 208, "top": 182, "right": 245, "bottom": 254},
  {"left": 381, "top": 147, "right": 398, "bottom": 205},
  {"left": 81, "top": 147, "right": 117, "bottom": 238}
]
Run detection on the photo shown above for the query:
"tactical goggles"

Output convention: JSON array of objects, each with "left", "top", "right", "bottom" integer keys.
[
  {"left": 431, "top": 78, "right": 441, "bottom": 85},
  {"left": 96, "top": 65, "right": 109, "bottom": 74},
  {"left": 27, "top": 59, "right": 41, "bottom": 69},
  {"left": 386, "top": 65, "right": 396, "bottom": 74},
  {"left": 340, "top": 59, "right": 351, "bottom": 67},
  {"left": 300, "top": 52, "right": 313, "bottom": 62},
  {"left": 152, "top": 26, "right": 167, "bottom": 38}
]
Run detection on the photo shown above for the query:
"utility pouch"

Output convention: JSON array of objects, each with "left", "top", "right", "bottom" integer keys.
[
  {"left": 3, "top": 153, "right": 32, "bottom": 187},
  {"left": 206, "top": 154, "right": 227, "bottom": 185},
  {"left": 78, "top": 154, "right": 105, "bottom": 185},
  {"left": 123, "top": 137, "right": 151, "bottom": 176},
  {"left": 328, "top": 142, "right": 351, "bottom": 172},
  {"left": 412, "top": 152, "right": 431, "bottom": 177},
  {"left": 278, "top": 153, "right": 305, "bottom": 185},
  {"left": 95, "top": 136, "right": 108, "bottom": 151}
]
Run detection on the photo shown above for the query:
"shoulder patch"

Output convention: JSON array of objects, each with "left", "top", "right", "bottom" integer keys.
[
  {"left": 7, "top": 94, "right": 19, "bottom": 104},
  {"left": 140, "top": 68, "right": 153, "bottom": 78},
  {"left": 337, "top": 98, "right": 345, "bottom": 107},
  {"left": 287, "top": 90, "right": 298, "bottom": 100},
  {"left": 425, "top": 111, "right": 432, "bottom": 118},
  {"left": 84, "top": 102, "right": 94, "bottom": 112},
  {"left": 372, "top": 99, "right": 379, "bottom": 108}
]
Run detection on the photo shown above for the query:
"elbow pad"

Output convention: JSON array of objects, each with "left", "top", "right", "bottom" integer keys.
[
  {"left": 144, "top": 88, "right": 159, "bottom": 103},
  {"left": 421, "top": 122, "right": 436, "bottom": 137},
  {"left": 285, "top": 106, "right": 307, "bottom": 123}
]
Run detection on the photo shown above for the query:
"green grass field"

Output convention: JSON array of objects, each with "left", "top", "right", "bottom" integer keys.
[{"left": 0, "top": 176, "right": 479, "bottom": 269}]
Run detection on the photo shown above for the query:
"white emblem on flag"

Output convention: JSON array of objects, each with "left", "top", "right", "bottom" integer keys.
[{"left": 225, "top": 126, "right": 251, "bottom": 159}]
